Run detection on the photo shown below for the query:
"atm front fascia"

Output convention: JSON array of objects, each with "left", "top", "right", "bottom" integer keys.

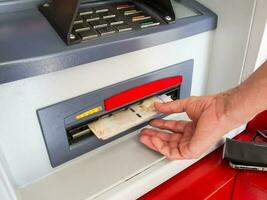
[{"left": 0, "top": 0, "right": 239, "bottom": 200}]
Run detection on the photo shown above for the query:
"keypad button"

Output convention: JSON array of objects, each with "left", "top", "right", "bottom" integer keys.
[
  {"left": 83, "top": 14, "right": 100, "bottom": 22},
  {"left": 132, "top": 15, "right": 151, "bottom": 22},
  {"left": 116, "top": 3, "right": 135, "bottom": 10},
  {"left": 89, "top": 19, "right": 108, "bottom": 29},
  {"left": 94, "top": 7, "right": 109, "bottom": 13},
  {"left": 78, "top": 29, "right": 99, "bottom": 40},
  {"left": 73, "top": 23, "right": 90, "bottom": 32},
  {"left": 102, "top": 12, "right": 116, "bottom": 19},
  {"left": 124, "top": 9, "right": 142, "bottom": 16},
  {"left": 97, "top": 26, "right": 116, "bottom": 36},
  {"left": 115, "top": 24, "right": 133, "bottom": 32},
  {"left": 106, "top": 17, "right": 124, "bottom": 25},
  {"left": 140, "top": 20, "right": 160, "bottom": 28},
  {"left": 79, "top": 8, "right": 93, "bottom": 16}
]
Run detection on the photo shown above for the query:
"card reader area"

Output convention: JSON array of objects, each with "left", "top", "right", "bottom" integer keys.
[{"left": 66, "top": 87, "right": 180, "bottom": 145}]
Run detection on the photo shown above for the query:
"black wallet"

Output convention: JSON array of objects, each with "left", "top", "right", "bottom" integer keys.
[{"left": 223, "top": 130, "right": 267, "bottom": 167}]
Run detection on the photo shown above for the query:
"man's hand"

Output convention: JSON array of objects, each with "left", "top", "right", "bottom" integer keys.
[
  {"left": 139, "top": 94, "right": 241, "bottom": 160},
  {"left": 140, "top": 61, "right": 267, "bottom": 160}
]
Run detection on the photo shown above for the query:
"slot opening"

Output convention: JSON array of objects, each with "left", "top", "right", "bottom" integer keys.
[
  {"left": 164, "top": 88, "right": 179, "bottom": 100},
  {"left": 67, "top": 124, "right": 94, "bottom": 144},
  {"left": 66, "top": 86, "right": 180, "bottom": 145}
]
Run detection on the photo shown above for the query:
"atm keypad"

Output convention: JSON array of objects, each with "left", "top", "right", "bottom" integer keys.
[{"left": 72, "top": 2, "right": 162, "bottom": 42}]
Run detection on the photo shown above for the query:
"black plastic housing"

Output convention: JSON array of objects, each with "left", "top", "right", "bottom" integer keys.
[
  {"left": 223, "top": 138, "right": 267, "bottom": 167},
  {"left": 39, "top": 0, "right": 176, "bottom": 45}
]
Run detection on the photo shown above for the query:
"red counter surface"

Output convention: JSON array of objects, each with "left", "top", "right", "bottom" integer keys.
[{"left": 140, "top": 110, "right": 267, "bottom": 200}]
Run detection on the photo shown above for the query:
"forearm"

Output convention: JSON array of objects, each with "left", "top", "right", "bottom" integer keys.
[{"left": 224, "top": 61, "right": 267, "bottom": 124}]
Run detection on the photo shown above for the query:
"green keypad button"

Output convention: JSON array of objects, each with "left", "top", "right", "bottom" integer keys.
[{"left": 140, "top": 20, "right": 160, "bottom": 28}]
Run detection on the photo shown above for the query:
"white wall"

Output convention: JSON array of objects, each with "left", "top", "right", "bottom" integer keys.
[
  {"left": 198, "top": 0, "right": 257, "bottom": 93},
  {"left": 0, "top": 184, "right": 10, "bottom": 200},
  {"left": 241, "top": 0, "right": 267, "bottom": 77},
  {"left": 198, "top": 0, "right": 267, "bottom": 89},
  {"left": 256, "top": 21, "right": 267, "bottom": 68},
  {"left": 0, "top": 165, "right": 15, "bottom": 200}
]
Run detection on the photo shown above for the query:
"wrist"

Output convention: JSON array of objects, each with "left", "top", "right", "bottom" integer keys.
[{"left": 214, "top": 90, "right": 245, "bottom": 133}]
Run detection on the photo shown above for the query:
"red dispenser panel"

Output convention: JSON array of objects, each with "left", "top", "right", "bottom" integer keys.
[{"left": 104, "top": 76, "right": 183, "bottom": 111}]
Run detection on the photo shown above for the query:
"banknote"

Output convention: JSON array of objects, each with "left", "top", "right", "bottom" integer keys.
[{"left": 88, "top": 95, "right": 172, "bottom": 140}]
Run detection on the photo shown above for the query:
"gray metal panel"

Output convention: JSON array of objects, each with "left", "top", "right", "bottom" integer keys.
[
  {"left": 0, "top": 0, "right": 216, "bottom": 84},
  {"left": 0, "top": 0, "right": 41, "bottom": 13},
  {"left": 37, "top": 60, "right": 193, "bottom": 167},
  {"left": 0, "top": 0, "right": 96, "bottom": 13}
]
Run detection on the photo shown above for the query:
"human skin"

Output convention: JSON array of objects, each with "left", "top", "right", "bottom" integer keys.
[{"left": 139, "top": 61, "right": 267, "bottom": 160}]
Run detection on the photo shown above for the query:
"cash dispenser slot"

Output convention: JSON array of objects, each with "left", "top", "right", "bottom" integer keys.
[
  {"left": 67, "top": 86, "right": 180, "bottom": 144},
  {"left": 37, "top": 61, "right": 193, "bottom": 167},
  {"left": 65, "top": 76, "right": 182, "bottom": 145}
]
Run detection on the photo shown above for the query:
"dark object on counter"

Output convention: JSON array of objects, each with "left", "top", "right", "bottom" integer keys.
[{"left": 223, "top": 130, "right": 267, "bottom": 168}]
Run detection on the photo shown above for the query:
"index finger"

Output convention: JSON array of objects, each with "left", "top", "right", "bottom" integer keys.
[{"left": 155, "top": 98, "right": 189, "bottom": 114}]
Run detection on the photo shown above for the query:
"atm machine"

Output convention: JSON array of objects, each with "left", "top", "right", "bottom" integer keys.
[{"left": 0, "top": 0, "right": 264, "bottom": 199}]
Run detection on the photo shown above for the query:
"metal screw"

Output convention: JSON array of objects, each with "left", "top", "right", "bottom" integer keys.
[
  {"left": 69, "top": 34, "right": 76, "bottom": 40},
  {"left": 165, "top": 16, "right": 172, "bottom": 21},
  {"left": 43, "top": 3, "right": 50, "bottom": 7}
]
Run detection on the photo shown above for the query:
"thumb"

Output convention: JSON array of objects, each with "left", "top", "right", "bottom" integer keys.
[{"left": 155, "top": 98, "right": 190, "bottom": 114}]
